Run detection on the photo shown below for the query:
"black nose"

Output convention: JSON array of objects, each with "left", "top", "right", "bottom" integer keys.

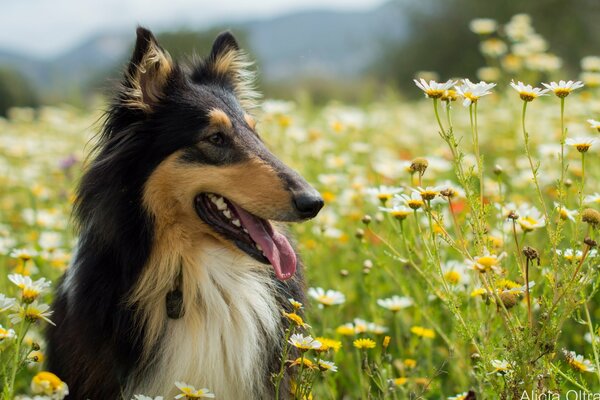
[{"left": 293, "top": 192, "right": 324, "bottom": 219}]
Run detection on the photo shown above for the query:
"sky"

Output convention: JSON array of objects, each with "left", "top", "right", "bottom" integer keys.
[{"left": 0, "top": 0, "right": 387, "bottom": 59}]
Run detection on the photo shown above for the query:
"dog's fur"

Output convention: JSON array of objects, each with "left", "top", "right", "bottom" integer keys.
[{"left": 46, "top": 28, "right": 322, "bottom": 399}]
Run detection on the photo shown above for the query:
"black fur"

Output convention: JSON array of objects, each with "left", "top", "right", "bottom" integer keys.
[{"left": 46, "top": 28, "right": 311, "bottom": 399}]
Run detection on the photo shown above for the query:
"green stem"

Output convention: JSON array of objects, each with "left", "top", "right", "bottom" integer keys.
[
  {"left": 274, "top": 326, "right": 295, "bottom": 400},
  {"left": 583, "top": 300, "right": 600, "bottom": 385}
]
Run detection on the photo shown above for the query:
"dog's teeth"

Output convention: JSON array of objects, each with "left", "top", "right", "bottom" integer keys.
[
  {"left": 216, "top": 198, "right": 227, "bottom": 211},
  {"left": 223, "top": 210, "right": 232, "bottom": 219},
  {"left": 243, "top": 228, "right": 249, "bottom": 234},
  {"left": 232, "top": 219, "right": 241, "bottom": 227},
  {"left": 255, "top": 243, "right": 263, "bottom": 252}
]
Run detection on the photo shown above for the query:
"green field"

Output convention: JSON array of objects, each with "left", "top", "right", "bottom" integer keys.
[{"left": 2, "top": 16, "right": 600, "bottom": 400}]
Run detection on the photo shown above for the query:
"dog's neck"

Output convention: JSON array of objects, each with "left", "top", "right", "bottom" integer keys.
[{"left": 127, "top": 233, "right": 281, "bottom": 398}]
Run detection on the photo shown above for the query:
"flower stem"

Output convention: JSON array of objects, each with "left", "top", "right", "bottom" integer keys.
[{"left": 583, "top": 300, "right": 600, "bottom": 385}]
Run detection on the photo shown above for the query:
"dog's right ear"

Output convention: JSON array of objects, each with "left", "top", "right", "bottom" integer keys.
[{"left": 121, "top": 27, "right": 173, "bottom": 112}]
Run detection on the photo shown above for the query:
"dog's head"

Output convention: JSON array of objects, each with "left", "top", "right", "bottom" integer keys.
[{"left": 110, "top": 28, "right": 322, "bottom": 280}]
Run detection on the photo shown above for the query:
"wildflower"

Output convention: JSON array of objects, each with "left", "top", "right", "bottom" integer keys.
[
  {"left": 480, "top": 39, "right": 508, "bottom": 58},
  {"left": 510, "top": 80, "right": 549, "bottom": 102},
  {"left": 564, "top": 350, "right": 596, "bottom": 373},
  {"left": 382, "top": 336, "right": 391, "bottom": 349},
  {"left": 10, "top": 248, "right": 37, "bottom": 262},
  {"left": 289, "top": 334, "right": 322, "bottom": 352},
  {"left": 400, "top": 192, "right": 425, "bottom": 210},
  {"left": 336, "top": 323, "right": 355, "bottom": 336},
  {"left": 556, "top": 248, "right": 587, "bottom": 263},
  {"left": 317, "top": 360, "right": 338, "bottom": 372},
  {"left": 288, "top": 298, "right": 303, "bottom": 310},
  {"left": 8, "top": 274, "right": 51, "bottom": 303},
  {"left": 469, "top": 18, "right": 497, "bottom": 35},
  {"left": 588, "top": 119, "right": 600, "bottom": 133},
  {"left": 0, "top": 324, "right": 16, "bottom": 341},
  {"left": 404, "top": 359, "right": 417, "bottom": 368},
  {"left": 490, "top": 359, "right": 513, "bottom": 376},
  {"left": 31, "top": 371, "right": 69, "bottom": 399},
  {"left": 448, "top": 392, "right": 471, "bottom": 400},
  {"left": 442, "top": 260, "right": 471, "bottom": 285},
  {"left": 585, "top": 193, "right": 600, "bottom": 205},
  {"left": 28, "top": 350, "right": 45, "bottom": 363},
  {"left": 542, "top": 80, "right": 584, "bottom": 98},
  {"left": 132, "top": 396, "right": 164, "bottom": 400},
  {"left": 517, "top": 206, "right": 546, "bottom": 232},
  {"left": 566, "top": 137, "right": 595, "bottom": 153},
  {"left": 367, "top": 322, "right": 389, "bottom": 335},
  {"left": 174, "top": 382, "right": 216, "bottom": 399},
  {"left": 413, "top": 79, "right": 457, "bottom": 99},
  {"left": 0, "top": 294, "right": 17, "bottom": 312},
  {"left": 410, "top": 326, "right": 435, "bottom": 339},
  {"left": 554, "top": 202, "right": 577, "bottom": 222},
  {"left": 414, "top": 186, "right": 440, "bottom": 201},
  {"left": 353, "top": 338, "right": 376, "bottom": 349},
  {"left": 582, "top": 56, "right": 600, "bottom": 72},
  {"left": 307, "top": 287, "right": 345, "bottom": 307},
  {"left": 582, "top": 208, "right": 600, "bottom": 227},
  {"left": 365, "top": 185, "right": 403, "bottom": 204},
  {"left": 455, "top": 79, "right": 496, "bottom": 107},
  {"left": 9, "top": 300, "right": 55, "bottom": 325},
  {"left": 283, "top": 312, "right": 310, "bottom": 328},
  {"left": 379, "top": 203, "right": 412, "bottom": 221},
  {"left": 315, "top": 337, "right": 342, "bottom": 352},
  {"left": 466, "top": 249, "right": 506, "bottom": 274},
  {"left": 441, "top": 89, "right": 458, "bottom": 102},
  {"left": 409, "top": 157, "right": 429, "bottom": 174},
  {"left": 376, "top": 295, "right": 413, "bottom": 312},
  {"left": 392, "top": 377, "right": 408, "bottom": 386},
  {"left": 289, "top": 357, "right": 316, "bottom": 369}
]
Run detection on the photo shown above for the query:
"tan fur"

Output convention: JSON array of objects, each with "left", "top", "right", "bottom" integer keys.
[
  {"left": 208, "top": 108, "right": 233, "bottom": 129},
  {"left": 210, "top": 48, "right": 261, "bottom": 110},
  {"left": 244, "top": 113, "right": 257, "bottom": 130},
  {"left": 124, "top": 41, "right": 173, "bottom": 111}
]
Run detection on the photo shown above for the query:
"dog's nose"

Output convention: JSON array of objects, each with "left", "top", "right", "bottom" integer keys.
[{"left": 293, "top": 192, "right": 324, "bottom": 219}]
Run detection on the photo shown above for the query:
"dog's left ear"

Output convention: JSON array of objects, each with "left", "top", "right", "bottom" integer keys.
[
  {"left": 122, "top": 27, "right": 173, "bottom": 111},
  {"left": 206, "top": 31, "right": 259, "bottom": 109}
]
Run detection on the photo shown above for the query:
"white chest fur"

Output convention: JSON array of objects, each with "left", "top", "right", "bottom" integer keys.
[{"left": 127, "top": 243, "right": 281, "bottom": 399}]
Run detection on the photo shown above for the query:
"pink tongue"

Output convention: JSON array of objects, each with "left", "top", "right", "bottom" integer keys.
[{"left": 232, "top": 205, "right": 297, "bottom": 281}]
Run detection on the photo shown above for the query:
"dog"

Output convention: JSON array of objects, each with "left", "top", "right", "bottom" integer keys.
[{"left": 46, "top": 27, "right": 323, "bottom": 399}]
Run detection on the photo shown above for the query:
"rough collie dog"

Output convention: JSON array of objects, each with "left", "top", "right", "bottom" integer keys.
[{"left": 46, "top": 27, "right": 323, "bottom": 399}]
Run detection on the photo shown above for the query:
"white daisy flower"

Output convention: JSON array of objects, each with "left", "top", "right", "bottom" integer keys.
[
  {"left": 554, "top": 202, "right": 577, "bottom": 222},
  {"left": 317, "top": 360, "right": 338, "bottom": 372},
  {"left": 413, "top": 79, "right": 457, "bottom": 99},
  {"left": 516, "top": 205, "right": 546, "bottom": 232},
  {"left": 466, "top": 249, "right": 506, "bottom": 274},
  {"left": 365, "top": 185, "right": 403, "bottom": 204},
  {"left": 0, "top": 294, "right": 17, "bottom": 312},
  {"left": 566, "top": 137, "right": 595, "bottom": 153},
  {"left": 288, "top": 334, "right": 322, "bottom": 352},
  {"left": 490, "top": 359, "right": 514, "bottom": 375},
  {"left": 308, "top": 287, "right": 346, "bottom": 307},
  {"left": 8, "top": 274, "right": 52, "bottom": 303},
  {"left": 563, "top": 350, "right": 596, "bottom": 373},
  {"left": 542, "top": 80, "right": 584, "bottom": 98},
  {"left": 469, "top": 18, "right": 497, "bottom": 35},
  {"left": 510, "top": 80, "right": 549, "bottom": 102},
  {"left": 584, "top": 193, "right": 600, "bottom": 205},
  {"left": 174, "top": 382, "right": 215, "bottom": 399},
  {"left": 9, "top": 300, "right": 55, "bottom": 326},
  {"left": 0, "top": 324, "right": 16, "bottom": 341},
  {"left": 455, "top": 79, "right": 496, "bottom": 107},
  {"left": 588, "top": 119, "right": 600, "bottom": 132},
  {"left": 377, "top": 295, "right": 414, "bottom": 312}
]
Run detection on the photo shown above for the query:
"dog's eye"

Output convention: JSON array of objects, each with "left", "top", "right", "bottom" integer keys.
[{"left": 207, "top": 132, "right": 226, "bottom": 146}]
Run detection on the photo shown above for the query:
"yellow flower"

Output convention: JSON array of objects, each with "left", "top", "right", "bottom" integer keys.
[
  {"left": 283, "top": 312, "right": 310, "bottom": 328},
  {"left": 404, "top": 359, "right": 417, "bottom": 368},
  {"left": 31, "top": 371, "right": 69, "bottom": 399},
  {"left": 410, "top": 326, "right": 435, "bottom": 339},
  {"left": 315, "top": 337, "right": 342, "bottom": 352},
  {"left": 174, "top": 382, "right": 216, "bottom": 398},
  {"left": 289, "top": 357, "right": 316, "bottom": 369},
  {"left": 336, "top": 324, "right": 355, "bottom": 336},
  {"left": 353, "top": 338, "right": 376, "bottom": 349},
  {"left": 393, "top": 377, "right": 408, "bottom": 386},
  {"left": 288, "top": 298, "right": 303, "bottom": 310},
  {"left": 29, "top": 350, "right": 45, "bottom": 363}
]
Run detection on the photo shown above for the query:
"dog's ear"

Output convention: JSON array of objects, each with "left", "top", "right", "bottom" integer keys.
[
  {"left": 206, "top": 31, "right": 259, "bottom": 110},
  {"left": 122, "top": 27, "right": 173, "bottom": 111}
]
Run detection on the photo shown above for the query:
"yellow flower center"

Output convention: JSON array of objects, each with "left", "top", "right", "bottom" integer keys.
[
  {"left": 576, "top": 144, "right": 591, "bottom": 153},
  {"left": 477, "top": 256, "right": 498, "bottom": 268},
  {"left": 32, "top": 371, "right": 63, "bottom": 390},
  {"left": 554, "top": 88, "right": 571, "bottom": 98},
  {"left": 425, "top": 89, "right": 445, "bottom": 99},
  {"left": 444, "top": 270, "right": 461, "bottom": 285},
  {"left": 464, "top": 92, "right": 479, "bottom": 102},
  {"left": 407, "top": 199, "right": 424, "bottom": 210},
  {"left": 519, "top": 92, "right": 536, "bottom": 102},
  {"left": 391, "top": 210, "right": 410, "bottom": 220}
]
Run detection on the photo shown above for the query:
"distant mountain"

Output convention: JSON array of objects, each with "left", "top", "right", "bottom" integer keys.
[{"left": 0, "top": 1, "right": 408, "bottom": 99}]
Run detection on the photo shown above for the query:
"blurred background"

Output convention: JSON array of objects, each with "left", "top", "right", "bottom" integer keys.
[{"left": 1, "top": 0, "right": 600, "bottom": 116}]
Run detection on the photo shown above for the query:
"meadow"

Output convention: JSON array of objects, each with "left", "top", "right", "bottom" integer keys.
[{"left": 1, "top": 14, "right": 600, "bottom": 400}]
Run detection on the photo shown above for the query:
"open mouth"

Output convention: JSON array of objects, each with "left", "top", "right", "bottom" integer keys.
[{"left": 194, "top": 193, "right": 297, "bottom": 281}]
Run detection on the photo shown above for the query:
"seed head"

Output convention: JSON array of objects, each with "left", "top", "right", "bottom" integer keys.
[
  {"left": 522, "top": 246, "right": 541, "bottom": 265},
  {"left": 355, "top": 228, "right": 365, "bottom": 239},
  {"left": 584, "top": 237, "right": 597, "bottom": 248},
  {"left": 409, "top": 158, "right": 429, "bottom": 175},
  {"left": 582, "top": 208, "right": 600, "bottom": 227},
  {"left": 493, "top": 164, "right": 503, "bottom": 176},
  {"left": 499, "top": 292, "right": 519, "bottom": 309},
  {"left": 565, "top": 179, "right": 573, "bottom": 188},
  {"left": 361, "top": 215, "right": 372, "bottom": 225},
  {"left": 508, "top": 211, "right": 519, "bottom": 220}
]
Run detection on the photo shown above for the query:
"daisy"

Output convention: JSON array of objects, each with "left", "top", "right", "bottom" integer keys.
[
  {"left": 314, "top": 337, "right": 342, "bottom": 352},
  {"left": 510, "top": 80, "right": 549, "bottom": 102},
  {"left": 376, "top": 295, "right": 413, "bottom": 312},
  {"left": 588, "top": 119, "right": 600, "bottom": 132},
  {"left": 0, "top": 324, "right": 16, "bottom": 341},
  {"left": 288, "top": 298, "right": 303, "bottom": 310},
  {"left": 0, "top": 294, "right": 16, "bottom": 312},
  {"left": 132, "top": 396, "right": 164, "bottom": 400},
  {"left": 289, "top": 334, "right": 321, "bottom": 352},
  {"left": 288, "top": 357, "right": 316, "bottom": 369},
  {"left": 283, "top": 312, "right": 310, "bottom": 328},
  {"left": 566, "top": 137, "right": 595, "bottom": 153},
  {"left": 9, "top": 301, "right": 55, "bottom": 325},
  {"left": 353, "top": 338, "right": 376, "bottom": 349},
  {"left": 9, "top": 248, "right": 37, "bottom": 262},
  {"left": 517, "top": 205, "right": 546, "bottom": 232},
  {"left": 307, "top": 287, "right": 345, "bottom": 307},
  {"left": 455, "top": 79, "right": 496, "bottom": 107},
  {"left": 542, "top": 80, "right": 584, "bottom": 98},
  {"left": 8, "top": 274, "right": 51, "bottom": 303},
  {"left": 466, "top": 249, "right": 506, "bottom": 274},
  {"left": 365, "top": 185, "right": 403, "bottom": 204},
  {"left": 379, "top": 203, "right": 412, "bottom": 221},
  {"left": 399, "top": 192, "right": 425, "bottom": 210},
  {"left": 584, "top": 193, "right": 600, "bottom": 205},
  {"left": 442, "top": 260, "right": 472, "bottom": 286},
  {"left": 469, "top": 18, "right": 497, "bottom": 35},
  {"left": 554, "top": 202, "right": 577, "bottom": 222},
  {"left": 317, "top": 360, "right": 338, "bottom": 372},
  {"left": 413, "top": 186, "right": 441, "bottom": 201},
  {"left": 174, "top": 382, "right": 215, "bottom": 399},
  {"left": 448, "top": 393, "right": 471, "bottom": 400},
  {"left": 556, "top": 248, "right": 586, "bottom": 263},
  {"left": 563, "top": 350, "right": 596, "bottom": 373},
  {"left": 490, "top": 359, "right": 513, "bottom": 376},
  {"left": 31, "top": 371, "right": 69, "bottom": 399},
  {"left": 413, "top": 79, "right": 457, "bottom": 99}
]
